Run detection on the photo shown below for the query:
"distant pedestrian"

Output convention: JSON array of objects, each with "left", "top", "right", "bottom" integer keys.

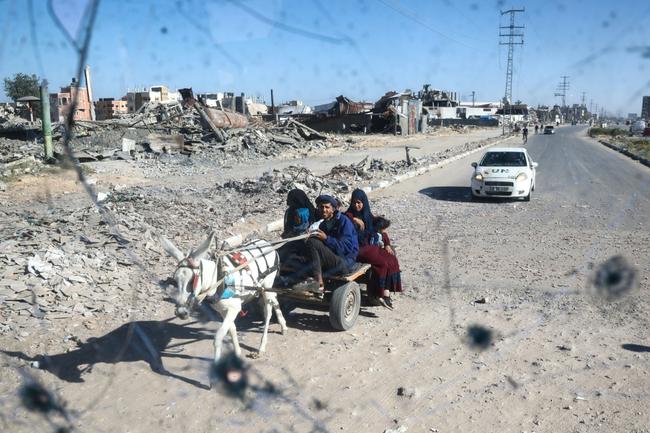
[{"left": 522, "top": 126, "right": 528, "bottom": 143}]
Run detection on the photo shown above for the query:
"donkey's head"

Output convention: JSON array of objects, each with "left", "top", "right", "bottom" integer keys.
[{"left": 161, "top": 232, "right": 215, "bottom": 320}]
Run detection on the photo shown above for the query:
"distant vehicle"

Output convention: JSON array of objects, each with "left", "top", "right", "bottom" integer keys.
[
  {"left": 543, "top": 125, "right": 554, "bottom": 134},
  {"left": 470, "top": 147, "right": 538, "bottom": 201}
]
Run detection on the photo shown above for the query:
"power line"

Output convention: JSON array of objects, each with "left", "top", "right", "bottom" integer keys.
[
  {"left": 554, "top": 75, "right": 570, "bottom": 107},
  {"left": 378, "top": 0, "right": 476, "bottom": 49},
  {"left": 499, "top": 8, "right": 524, "bottom": 106}
]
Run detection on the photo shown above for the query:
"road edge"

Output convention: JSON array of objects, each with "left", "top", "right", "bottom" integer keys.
[{"left": 596, "top": 139, "right": 650, "bottom": 169}]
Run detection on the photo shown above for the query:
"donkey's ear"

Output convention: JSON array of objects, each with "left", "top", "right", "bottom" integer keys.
[
  {"left": 190, "top": 231, "right": 214, "bottom": 260},
  {"left": 161, "top": 237, "right": 185, "bottom": 261}
]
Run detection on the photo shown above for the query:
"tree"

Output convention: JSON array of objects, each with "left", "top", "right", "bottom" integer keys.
[
  {"left": 4, "top": 73, "right": 42, "bottom": 119},
  {"left": 3, "top": 73, "right": 40, "bottom": 102}
]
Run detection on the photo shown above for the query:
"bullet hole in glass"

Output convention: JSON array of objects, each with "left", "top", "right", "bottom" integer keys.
[
  {"left": 19, "top": 381, "right": 63, "bottom": 416},
  {"left": 209, "top": 352, "right": 249, "bottom": 399},
  {"left": 465, "top": 324, "right": 493, "bottom": 350},
  {"left": 589, "top": 255, "right": 638, "bottom": 300}
]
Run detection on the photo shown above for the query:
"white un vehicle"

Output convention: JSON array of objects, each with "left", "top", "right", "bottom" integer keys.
[{"left": 470, "top": 147, "right": 538, "bottom": 201}]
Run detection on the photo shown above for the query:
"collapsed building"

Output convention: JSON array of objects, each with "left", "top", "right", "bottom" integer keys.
[
  {"left": 200, "top": 92, "right": 269, "bottom": 116},
  {"left": 418, "top": 85, "right": 500, "bottom": 126},
  {"left": 495, "top": 104, "right": 529, "bottom": 124},
  {"left": 300, "top": 95, "right": 374, "bottom": 133},
  {"left": 371, "top": 91, "right": 424, "bottom": 134}
]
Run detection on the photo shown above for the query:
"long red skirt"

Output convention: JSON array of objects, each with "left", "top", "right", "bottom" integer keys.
[{"left": 357, "top": 245, "right": 402, "bottom": 297}]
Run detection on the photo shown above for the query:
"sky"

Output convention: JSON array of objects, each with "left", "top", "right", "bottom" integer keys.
[{"left": 0, "top": 0, "right": 649, "bottom": 115}]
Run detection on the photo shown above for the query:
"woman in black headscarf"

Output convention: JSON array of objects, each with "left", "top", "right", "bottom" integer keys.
[
  {"left": 282, "top": 189, "right": 316, "bottom": 238},
  {"left": 346, "top": 189, "right": 374, "bottom": 244},
  {"left": 345, "top": 189, "right": 402, "bottom": 308},
  {"left": 277, "top": 189, "right": 317, "bottom": 282}
]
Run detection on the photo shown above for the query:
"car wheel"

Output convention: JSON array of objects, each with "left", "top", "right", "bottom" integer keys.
[{"left": 524, "top": 184, "right": 531, "bottom": 202}]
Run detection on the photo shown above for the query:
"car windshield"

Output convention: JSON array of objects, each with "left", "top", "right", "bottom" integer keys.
[
  {"left": 545, "top": 126, "right": 553, "bottom": 130},
  {"left": 480, "top": 152, "right": 527, "bottom": 167}
]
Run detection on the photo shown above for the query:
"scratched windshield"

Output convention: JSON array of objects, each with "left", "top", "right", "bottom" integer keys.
[{"left": 1, "top": 1, "right": 649, "bottom": 433}]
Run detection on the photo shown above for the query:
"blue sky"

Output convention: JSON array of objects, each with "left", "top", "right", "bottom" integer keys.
[{"left": 1, "top": 0, "right": 649, "bottom": 115}]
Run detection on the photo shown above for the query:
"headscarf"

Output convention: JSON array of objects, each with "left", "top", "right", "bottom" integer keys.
[
  {"left": 287, "top": 189, "right": 315, "bottom": 220},
  {"left": 345, "top": 188, "right": 374, "bottom": 235}
]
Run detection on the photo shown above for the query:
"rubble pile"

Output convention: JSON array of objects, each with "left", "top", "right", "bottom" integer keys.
[
  {"left": 0, "top": 138, "right": 43, "bottom": 165},
  {"left": 0, "top": 192, "right": 249, "bottom": 337},
  {"left": 0, "top": 204, "right": 147, "bottom": 335},
  {"left": 42, "top": 109, "right": 339, "bottom": 174},
  {"left": 202, "top": 119, "right": 332, "bottom": 160},
  {"left": 208, "top": 134, "right": 507, "bottom": 216},
  {"left": 0, "top": 104, "right": 41, "bottom": 131},
  {"left": 1, "top": 96, "right": 340, "bottom": 183},
  {"left": 217, "top": 165, "right": 350, "bottom": 197}
]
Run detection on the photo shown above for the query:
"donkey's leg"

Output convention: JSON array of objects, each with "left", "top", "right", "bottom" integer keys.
[
  {"left": 258, "top": 293, "right": 274, "bottom": 355},
  {"left": 228, "top": 322, "right": 241, "bottom": 357},
  {"left": 213, "top": 300, "right": 241, "bottom": 362},
  {"left": 268, "top": 293, "right": 288, "bottom": 334}
]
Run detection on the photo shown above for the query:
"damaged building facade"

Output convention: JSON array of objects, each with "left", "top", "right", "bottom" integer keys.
[
  {"left": 125, "top": 85, "right": 180, "bottom": 113},
  {"left": 95, "top": 98, "right": 128, "bottom": 120},
  {"left": 200, "top": 92, "right": 268, "bottom": 116},
  {"left": 49, "top": 78, "right": 93, "bottom": 122}
]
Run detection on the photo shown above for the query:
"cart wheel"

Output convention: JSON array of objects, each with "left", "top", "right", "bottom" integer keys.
[{"left": 329, "top": 282, "right": 361, "bottom": 331}]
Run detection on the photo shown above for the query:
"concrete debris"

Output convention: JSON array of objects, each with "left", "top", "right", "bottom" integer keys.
[
  {"left": 1, "top": 91, "right": 340, "bottom": 181},
  {"left": 0, "top": 104, "right": 41, "bottom": 132},
  {"left": 0, "top": 155, "right": 43, "bottom": 178}
]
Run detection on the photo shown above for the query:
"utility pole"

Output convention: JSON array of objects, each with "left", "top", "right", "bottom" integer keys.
[
  {"left": 471, "top": 91, "right": 476, "bottom": 107},
  {"left": 554, "top": 75, "right": 570, "bottom": 107},
  {"left": 270, "top": 89, "right": 275, "bottom": 114},
  {"left": 39, "top": 80, "right": 53, "bottom": 160},
  {"left": 499, "top": 8, "right": 524, "bottom": 133}
]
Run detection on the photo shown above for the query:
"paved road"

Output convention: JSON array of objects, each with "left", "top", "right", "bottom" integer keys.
[
  {"left": 365, "top": 124, "right": 650, "bottom": 432},
  {"left": 378, "top": 125, "right": 650, "bottom": 222}
]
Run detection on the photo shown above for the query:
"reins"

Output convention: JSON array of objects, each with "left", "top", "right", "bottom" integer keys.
[{"left": 217, "top": 233, "right": 311, "bottom": 256}]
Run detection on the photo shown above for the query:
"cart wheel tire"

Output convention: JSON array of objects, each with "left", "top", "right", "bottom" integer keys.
[{"left": 329, "top": 282, "right": 361, "bottom": 331}]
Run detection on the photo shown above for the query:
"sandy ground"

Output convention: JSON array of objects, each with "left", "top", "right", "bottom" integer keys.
[{"left": 1, "top": 126, "right": 649, "bottom": 433}]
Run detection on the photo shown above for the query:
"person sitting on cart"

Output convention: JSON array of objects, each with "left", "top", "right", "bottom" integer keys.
[
  {"left": 303, "top": 194, "right": 358, "bottom": 292},
  {"left": 278, "top": 189, "right": 316, "bottom": 270},
  {"left": 345, "top": 188, "right": 402, "bottom": 309},
  {"left": 281, "top": 189, "right": 316, "bottom": 239}
]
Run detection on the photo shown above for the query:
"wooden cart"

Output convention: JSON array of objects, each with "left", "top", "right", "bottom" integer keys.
[{"left": 275, "top": 263, "right": 372, "bottom": 331}]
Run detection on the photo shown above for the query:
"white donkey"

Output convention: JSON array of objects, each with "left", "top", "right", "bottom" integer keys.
[{"left": 161, "top": 232, "right": 287, "bottom": 361}]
